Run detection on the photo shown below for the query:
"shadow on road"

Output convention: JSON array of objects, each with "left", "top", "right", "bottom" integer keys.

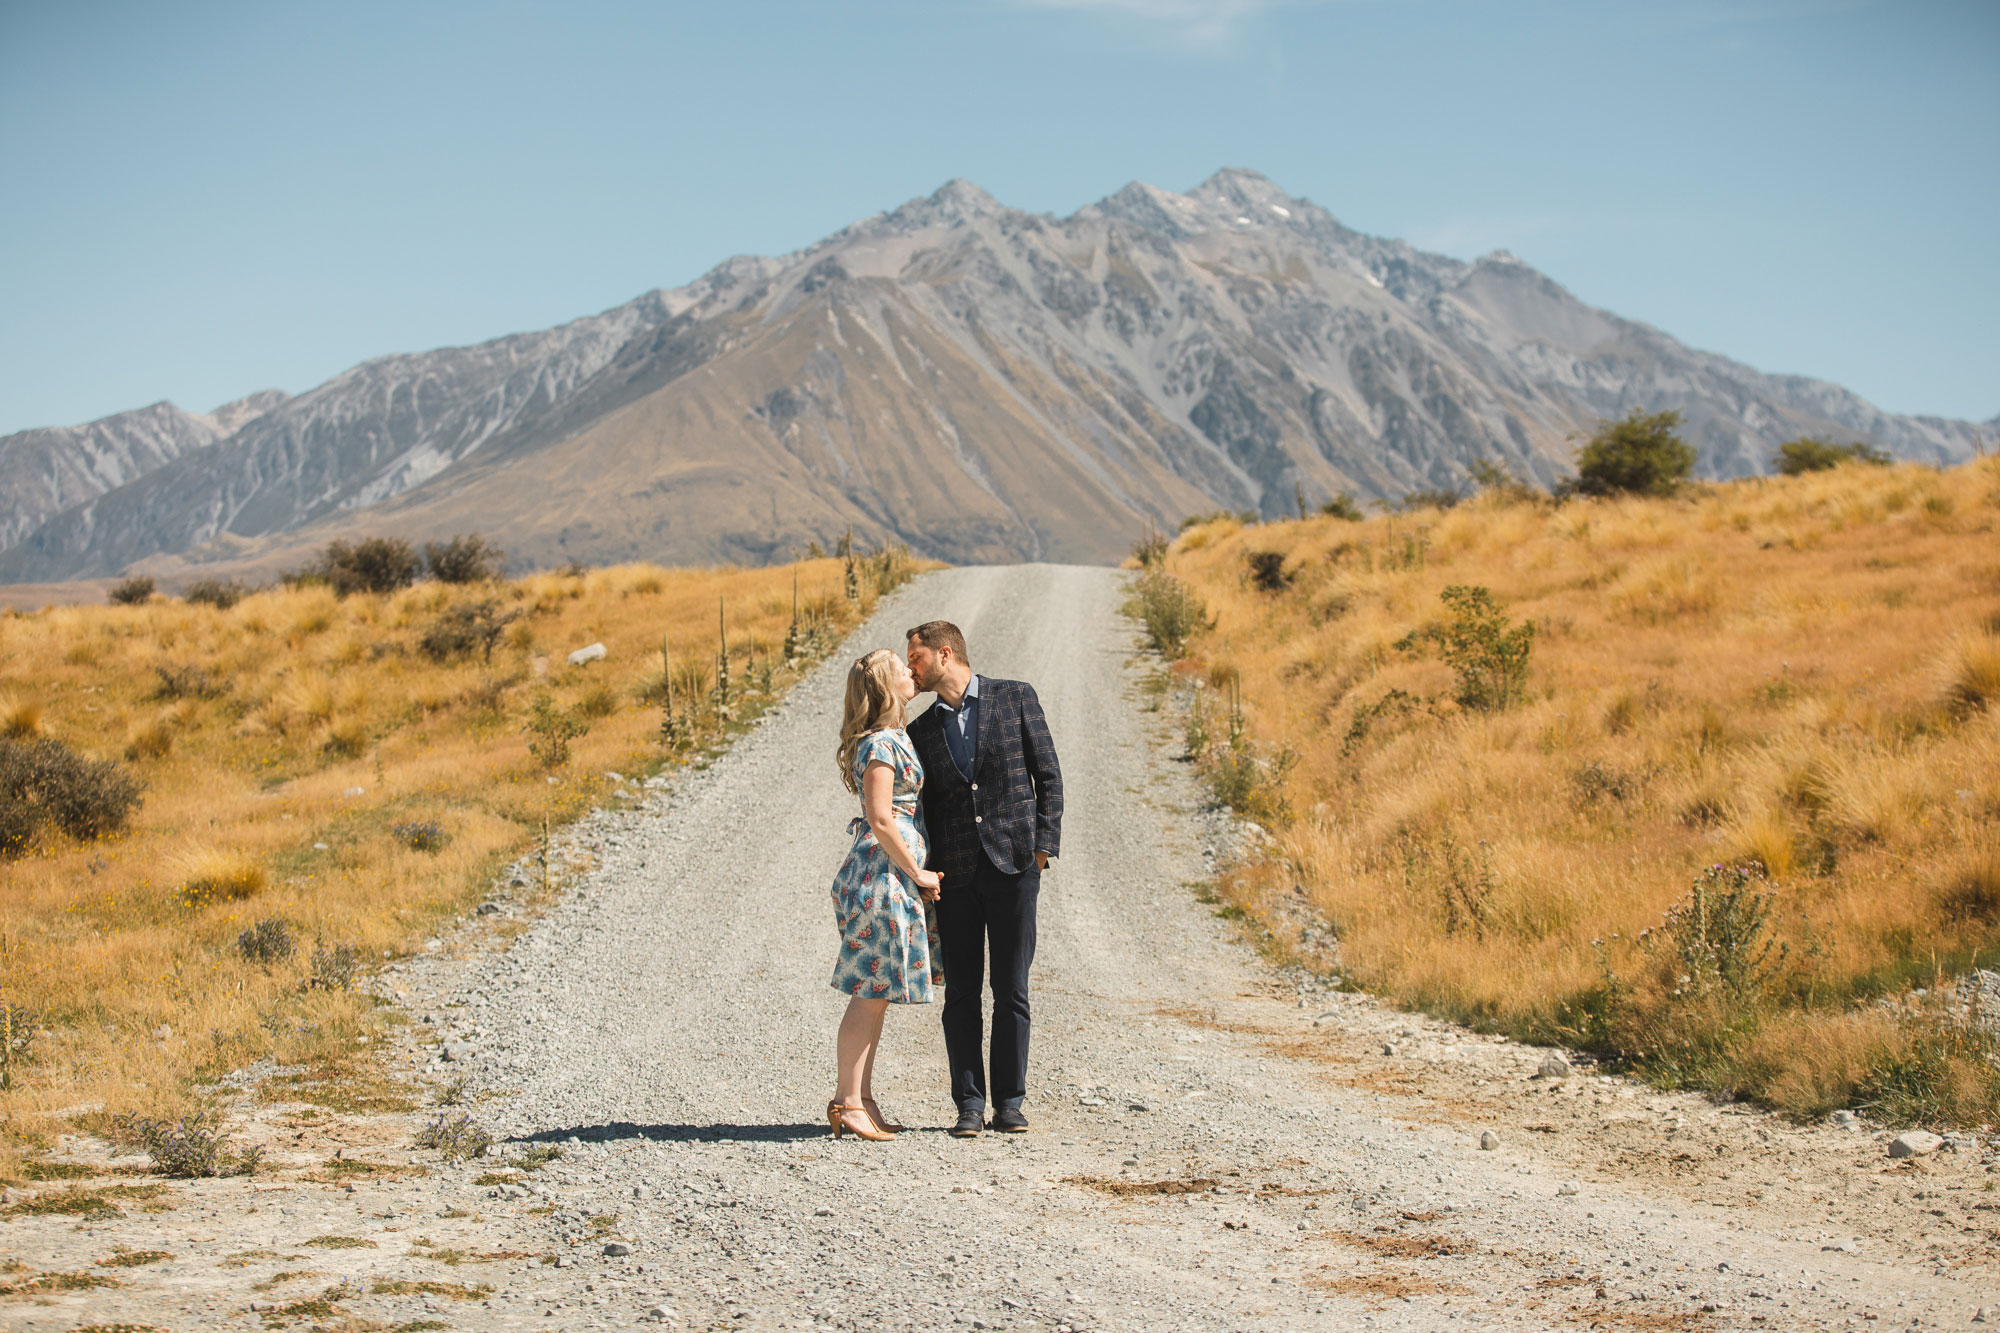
[{"left": 507, "top": 1120, "right": 837, "bottom": 1145}]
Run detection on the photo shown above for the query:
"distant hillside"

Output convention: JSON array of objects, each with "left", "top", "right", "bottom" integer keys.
[
  {"left": 0, "top": 391, "right": 286, "bottom": 552},
  {"left": 2, "top": 169, "right": 1990, "bottom": 584}
]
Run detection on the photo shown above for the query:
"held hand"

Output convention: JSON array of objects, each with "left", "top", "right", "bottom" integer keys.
[
  {"left": 1036, "top": 851, "right": 1050, "bottom": 872},
  {"left": 913, "top": 868, "right": 943, "bottom": 901}
]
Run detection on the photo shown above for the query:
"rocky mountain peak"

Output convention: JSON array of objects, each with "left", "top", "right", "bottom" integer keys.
[
  {"left": 1185, "top": 166, "right": 1299, "bottom": 214},
  {"left": 882, "top": 178, "right": 1009, "bottom": 232},
  {"left": 202, "top": 388, "right": 292, "bottom": 437}
]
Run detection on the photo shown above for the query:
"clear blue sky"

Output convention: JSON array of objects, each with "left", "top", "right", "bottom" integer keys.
[{"left": 2, "top": 0, "right": 1994, "bottom": 436}]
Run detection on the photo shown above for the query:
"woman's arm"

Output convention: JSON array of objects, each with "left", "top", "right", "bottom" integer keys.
[{"left": 862, "top": 761, "right": 942, "bottom": 899}]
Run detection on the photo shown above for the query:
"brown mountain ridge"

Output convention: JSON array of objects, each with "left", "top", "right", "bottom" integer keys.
[{"left": 1, "top": 169, "right": 1989, "bottom": 583}]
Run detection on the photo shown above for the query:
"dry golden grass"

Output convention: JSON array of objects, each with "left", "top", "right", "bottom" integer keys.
[
  {"left": 1156, "top": 457, "right": 2000, "bottom": 1123},
  {"left": 0, "top": 557, "right": 911, "bottom": 1160}
]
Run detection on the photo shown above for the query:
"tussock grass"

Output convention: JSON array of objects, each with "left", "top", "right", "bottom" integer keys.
[
  {"left": 1155, "top": 458, "right": 2000, "bottom": 1124},
  {"left": 0, "top": 556, "right": 916, "bottom": 1157}
]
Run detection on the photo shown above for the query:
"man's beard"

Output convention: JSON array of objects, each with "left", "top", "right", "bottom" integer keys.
[{"left": 913, "top": 662, "right": 941, "bottom": 692}]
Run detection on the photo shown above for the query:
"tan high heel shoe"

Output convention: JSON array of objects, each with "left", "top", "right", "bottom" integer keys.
[
  {"left": 861, "top": 1098, "right": 904, "bottom": 1133},
  {"left": 826, "top": 1100, "right": 891, "bottom": 1142}
]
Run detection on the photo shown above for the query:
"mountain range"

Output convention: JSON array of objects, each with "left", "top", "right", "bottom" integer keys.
[{"left": 2, "top": 169, "right": 1990, "bottom": 584}]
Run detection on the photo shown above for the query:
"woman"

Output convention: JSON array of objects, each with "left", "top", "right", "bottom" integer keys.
[{"left": 827, "top": 649, "right": 943, "bottom": 1140}]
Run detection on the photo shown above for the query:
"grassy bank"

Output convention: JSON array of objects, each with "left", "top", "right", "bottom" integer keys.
[
  {"left": 0, "top": 553, "right": 918, "bottom": 1164},
  {"left": 1140, "top": 457, "right": 2000, "bottom": 1127}
]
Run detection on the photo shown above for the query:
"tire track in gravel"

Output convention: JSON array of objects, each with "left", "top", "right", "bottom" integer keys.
[{"left": 392, "top": 564, "right": 1991, "bottom": 1333}]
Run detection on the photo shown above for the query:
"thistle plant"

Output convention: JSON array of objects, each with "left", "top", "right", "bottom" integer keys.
[
  {"left": 714, "top": 598, "right": 731, "bottom": 710},
  {"left": 658, "top": 632, "right": 686, "bottom": 747}
]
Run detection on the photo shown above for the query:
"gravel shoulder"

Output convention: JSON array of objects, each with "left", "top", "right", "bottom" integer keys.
[{"left": 8, "top": 564, "right": 1998, "bottom": 1332}]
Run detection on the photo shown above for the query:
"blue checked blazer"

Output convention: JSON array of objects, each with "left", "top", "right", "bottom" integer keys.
[{"left": 908, "top": 676, "right": 1063, "bottom": 881}]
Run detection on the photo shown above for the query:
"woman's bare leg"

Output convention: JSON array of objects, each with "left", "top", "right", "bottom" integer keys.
[
  {"left": 860, "top": 1024, "right": 880, "bottom": 1102},
  {"left": 836, "top": 997, "right": 889, "bottom": 1106}
]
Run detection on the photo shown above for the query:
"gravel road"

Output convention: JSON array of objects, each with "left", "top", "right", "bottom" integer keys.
[{"left": 11, "top": 564, "right": 1997, "bottom": 1332}]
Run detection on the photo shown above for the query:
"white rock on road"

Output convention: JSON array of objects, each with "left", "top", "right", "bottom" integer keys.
[{"left": 1889, "top": 1130, "right": 1943, "bottom": 1158}]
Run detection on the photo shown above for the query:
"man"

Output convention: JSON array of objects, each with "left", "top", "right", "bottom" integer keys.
[{"left": 904, "top": 621, "right": 1063, "bottom": 1137}]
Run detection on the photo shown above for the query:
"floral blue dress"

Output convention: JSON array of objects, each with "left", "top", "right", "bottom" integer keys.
[{"left": 830, "top": 728, "right": 943, "bottom": 1004}]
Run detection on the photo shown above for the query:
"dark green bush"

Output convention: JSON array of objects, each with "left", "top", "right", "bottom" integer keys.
[
  {"left": 1773, "top": 437, "right": 1892, "bottom": 475},
  {"left": 424, "top": 534, "right": 507, "bottom": 584},
  {"left": 1179, "top": 509, "right": 1258, "bottom": 531},
  {"left": 183, "top": 578, "right": 249, "bottom": 609},
  {"left": 1568, "top": 409, "right": 1696, "bottom": 497},
  {"left": 107, "top": 576, "right": 155, "bottom": 605},
  {"left": 418, "top": 600, "right": 520, "bottom": 663},
  {"left": 1246, "top": 551, "right": 1290, "bottom": 593},
  {"left": 1397, "top": 486, "right": 1465, "bottom": 512},
  {"left": 1319, "top": 492, "right": 1364, "bottom": 521},
  {"left": 237, "top": 918, "right": 296, "bottom": 964},
  {"left": 303, "top": 537, "right": 421, "bottom": 596},
  {"left": 0, "top": 737, "right": 144, "bottom": 856},
  {"left": 150, "top": 663, "right": 226, "bottom": 700}
]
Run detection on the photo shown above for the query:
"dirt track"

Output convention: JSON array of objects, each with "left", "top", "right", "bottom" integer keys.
[{"left": 7, "top": 564, "right": 1997, "bottom": 1332}]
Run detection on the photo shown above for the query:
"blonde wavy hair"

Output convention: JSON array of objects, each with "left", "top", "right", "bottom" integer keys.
[{"left": 837, "top": 649, "right": 906, "bottom": 793}]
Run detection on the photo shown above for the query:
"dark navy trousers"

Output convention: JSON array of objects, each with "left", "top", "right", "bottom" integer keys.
[{"left": 936, "top": 850, "right": 1039, "bottom": 1113}]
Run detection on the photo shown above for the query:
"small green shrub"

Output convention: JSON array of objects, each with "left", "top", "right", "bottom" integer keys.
[
  {"left": 309, "top": 940, "right": 360, "bottom": 991},
  {"left": 1396, "top": 585, "right": 1535, "bottom": 712},
  {"left": 237, "top": 918, "right": 296, "bottom": 965},
  {"left": 418, "top": 600, "right": 521, "bottom": 663},
  {"left": 1319, "top": 492, "right": 1364, "bottom": 521},
  {"left": 1129, "top": 569, "right": 1212, "bottom": 660},
  {"left": 1398, "top": 486, "right": 1465, "bottom": 512},
  {"left": 1568, "top": 409, "right": 1696, "bottom": 497},
  {"left": 424, "top": 533, "right": 506, "bottom": 584},
  {"left": 523, "top": 691, "right": 587, "bottom": 768},
  {"left": 391, "top": 820, "right": 450, "bottom": 854},
  {"left": 183, "top": 577, "right": 249, "bottom": 609},
  {"left": 1179, "top": 509, "right": 1258, "bottom": 531},
  {"left": 1341, "top": 688, "right": 1429, "bottom": 756},
  {"left": 0, "top": 736, "right": 144, "bottom": 857},
  {"left": 1131, "top": 522, "right": 1169, "bottom": 569},
  {"left": 1570, "top": 760, "right": 1640, "bottom": 805},
  {"left": 414, "top": 1112, "right": 493, "bottom": 1161},
  {"left": 149, "top": 662, "right": 226, "bottom": 700},
  {"left": 107, "top": 576, "right": 155, "bottom": 605},
  {"left": 1774, "top": 437, "right": 1891, "bottom": 475},
  {"left": 112, "top": 1109, "right": 261, "bottom": 1178}
]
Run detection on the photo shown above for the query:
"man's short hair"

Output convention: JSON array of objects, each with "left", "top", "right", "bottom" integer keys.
[{"left": 905, "top": 620, "right": 969, "bottom": 666}]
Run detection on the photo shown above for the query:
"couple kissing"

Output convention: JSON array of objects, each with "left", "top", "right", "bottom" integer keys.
[{"left": 826, "top": 620, "right": 1063, "bottom": 1141}]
